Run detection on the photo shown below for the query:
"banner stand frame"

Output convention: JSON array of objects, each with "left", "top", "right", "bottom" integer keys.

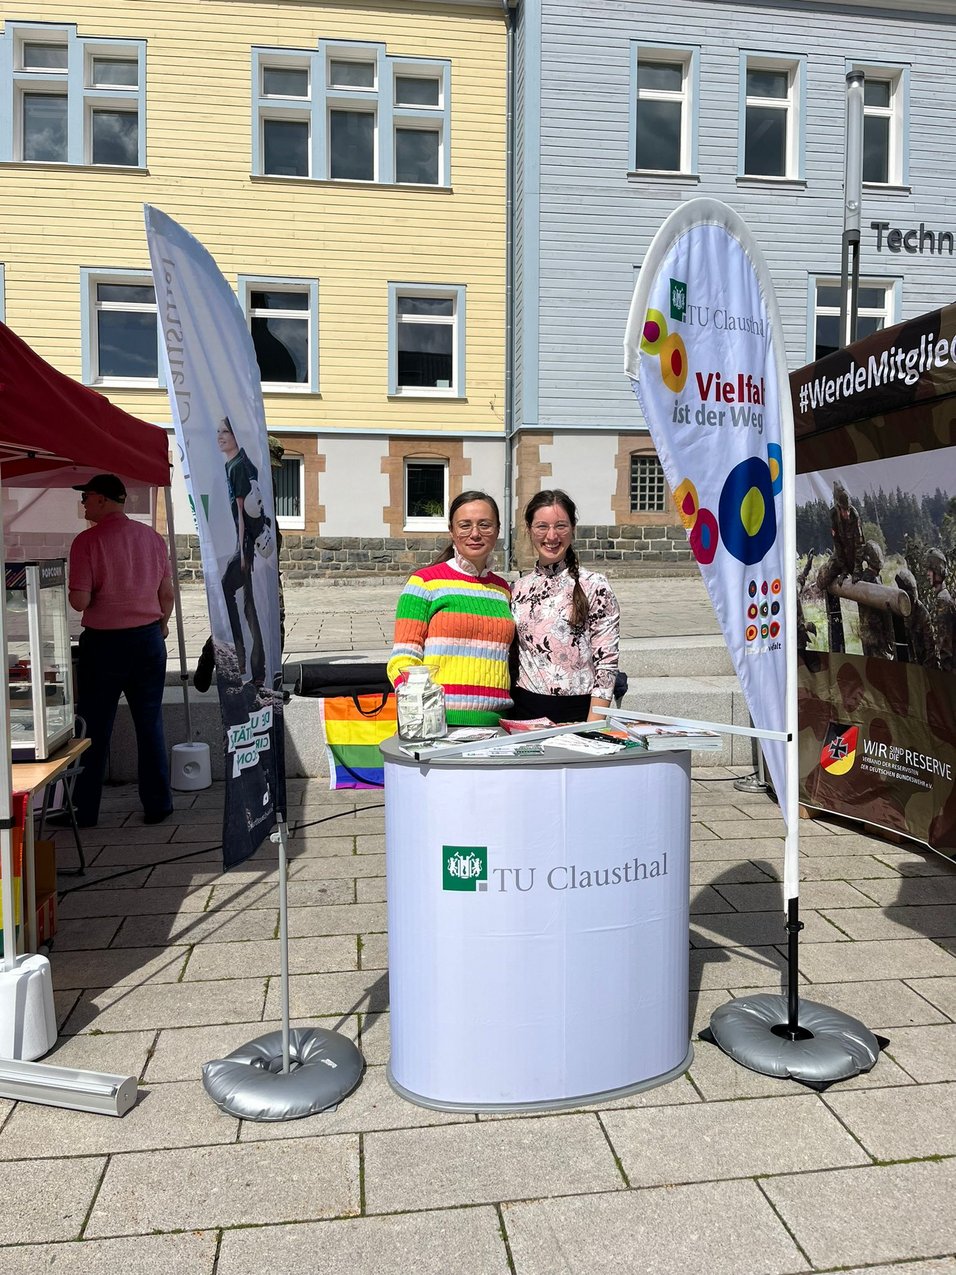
[
  {"left": 622, "top": 195, "right": 884, "bottom": 1086},
  {"left": 200, "top": 811, "right": 365, "bottom": 1121}
]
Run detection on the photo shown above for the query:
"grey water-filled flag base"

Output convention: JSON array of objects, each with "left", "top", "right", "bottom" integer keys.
[
  {"left": 202, "top": 1027, "right": 364, "bottom": 1121},
  {"left": 700, "top": 994, "right": 887, "bottom": 1091}
]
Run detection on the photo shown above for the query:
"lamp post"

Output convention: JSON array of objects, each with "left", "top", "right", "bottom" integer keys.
[{"left": 839, "top": 71, "right": 865, "bottom": 349}]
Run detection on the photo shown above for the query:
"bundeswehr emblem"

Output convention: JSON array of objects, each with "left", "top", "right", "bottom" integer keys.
[
  {"left": 670, "top": 278, "right": 687, "bottom": 322},
  {"left": 443, "top": 845, "right": 487, "bottom": 891}
]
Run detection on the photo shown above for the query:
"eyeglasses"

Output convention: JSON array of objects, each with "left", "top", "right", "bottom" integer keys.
[
  {"left": 531, "top": 522, "right": 572, "bottom": 536},
  {"left": 454, "top": 521, "right": 497, "bottom": 535}
]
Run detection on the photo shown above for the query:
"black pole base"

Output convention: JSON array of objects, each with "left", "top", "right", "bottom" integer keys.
[
  {"left": 770, "top": 1021, "right": 814, "bottom": 1043},
  {"left": 701, "top": 993, "right": 884, "bottom": 1091}
]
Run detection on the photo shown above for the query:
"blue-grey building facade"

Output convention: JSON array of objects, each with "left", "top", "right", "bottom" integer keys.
[{"left": 510, "top": 0, "right": 956, "bottom": 568}]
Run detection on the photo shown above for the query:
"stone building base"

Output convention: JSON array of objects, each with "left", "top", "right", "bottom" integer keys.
[{"left": 172, "top": 527, "right": 694, "bottom": 582}]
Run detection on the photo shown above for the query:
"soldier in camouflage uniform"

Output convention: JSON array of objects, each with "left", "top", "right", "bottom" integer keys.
[
  {"left": 817, "top": 480, "right": 865, "bottom": 653},
  {"left": 927, "top": 547, "right": 956, "bottom": 672},
  {"left": 855, "top": 540, "right": 895, "bottom": 659},
  {"left": 895, "top": 566, "right": 937, "bottom": 668},
  {"left": 796, "top": 549, "right": 817, "bottom": 653}
]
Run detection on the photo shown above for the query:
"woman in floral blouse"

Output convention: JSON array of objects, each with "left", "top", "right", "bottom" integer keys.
[{"left": 510, "top": 490, "right": 621, "bottom": 723}]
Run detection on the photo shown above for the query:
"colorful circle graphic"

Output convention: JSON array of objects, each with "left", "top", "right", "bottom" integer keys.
[
  {"left": 771, "top": 600, "right": 780, "bottom": 615},
  {"left": 761, "top": 624, "right": 769, "bottom": 638},
  {"left": 771, "top": 578, "right": 782, "bottom": 595},
  {"left": 689, "top": 508, "right": 719, "bottom": 565},
  {"left": 748, "top": 603, "right": 758, "bottom": 620},
  {"left": 761, "top": 581, "right": 769, "bottom": 595},
  {"left": 660, "top": 333, "right": 688, "bottom": 392},
  {"left": 760, "top": 602, "right": 769, "bottom": 617},
  {"left": 767, "top": 443, "right": 783, "bottom": 496},
  {"left": 641, "top": 309, "right": 667, "bottom": 354},
  {"left": 718, "top": 457, "right": 777, "bottom": 565},
  {"left": 673, "top": 478, "right": 699, "bottom": 530},
  {"left": 746, "top": 624, "right": 758, "bottom": 643},
  {"left": 748, "top": 580, "right": 757, "bottom": 597},
  {"left": 770, "top": 621, "right": 780, "bottom": 638}
]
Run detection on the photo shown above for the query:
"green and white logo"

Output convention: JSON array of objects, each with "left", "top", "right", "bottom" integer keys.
[
  {"left": 443, "top": 845, "right": 488, "bottom": 892},
  {"left": 670, "top": 278, "right": 687, "bottom": 322}
]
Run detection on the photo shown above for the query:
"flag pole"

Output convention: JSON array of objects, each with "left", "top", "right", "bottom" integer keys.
[{"left": 623, "top": 196, "right": 884, "bottom": 1087}]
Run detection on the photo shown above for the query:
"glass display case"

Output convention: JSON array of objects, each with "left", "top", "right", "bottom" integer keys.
[{"left": 6, "top": 559, "right": 75, "bottom": 762}]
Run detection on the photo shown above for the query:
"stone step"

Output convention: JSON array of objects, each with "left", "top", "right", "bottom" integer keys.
[{"left": 618, "top": 635, "right": 733, "bottom": 680}]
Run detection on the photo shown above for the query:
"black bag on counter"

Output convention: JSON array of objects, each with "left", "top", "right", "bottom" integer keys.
[{"left": 293, "top": 660, "right": 391, "bottom": 699}]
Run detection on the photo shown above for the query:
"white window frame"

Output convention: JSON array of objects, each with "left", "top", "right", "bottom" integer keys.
[
  {"left": 630, "top": 455, "right": 668, "bottom": 514},
  {"left": 391, "top": 58, "right": 447, "bottom": 186},
  {"left": 238, "top": 275, "right": 319, "bottom": 393},
  {"left": 738, "top": 53, "right": 805, "bottom": 181},
  {"left": 403, "top": 458, "right": 449, "bottom": 532},
  {"left": 1, "top": 21, "right": 146, "bottom": 167},
  {"left": 326, "top": 47, "right": 379, "bottom": 182},
  {"left": 629, "top": 44, "right": 699, "bottom": 177},
  {"left": 80, "top": 268, "right": 162, "bottom": 388},
  {"left": 274, "top": 453, "right": 305, "bottom": 530},
  {"left": 388, "top": 283, "right": 465, "bottom": 399},
  {"left": 849, "top": 62, "right": 908, "bottom": 189},
  {"left": 252, "top": 41, "right": 450, "bottom": 187},
  {"left": 807, "top": 276, "right": 899, "bottom": 363}
]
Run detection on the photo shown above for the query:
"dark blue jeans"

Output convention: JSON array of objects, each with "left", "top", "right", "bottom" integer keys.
[
  {"left": 222, "top": 543, "right": 265, "bottom": 684},
  {"left": 72, "top": 622, "right": 172, "bottom": 825}
]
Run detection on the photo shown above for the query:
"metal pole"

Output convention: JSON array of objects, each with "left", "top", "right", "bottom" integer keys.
[
  {"left": 162, "top": 484, "right": 192, "bottom": 740},
  {"left": 0, "top": 480, "right": 17, "bottom": 971},
  {"left": 840, "top": 71, "right": 865, "bottom": 349},
  {"left": 501, "top": 0, "right": 516, "bottom": 571},
  {"left": 275, "top": 816, "right": 291, "bottom": 1073}
]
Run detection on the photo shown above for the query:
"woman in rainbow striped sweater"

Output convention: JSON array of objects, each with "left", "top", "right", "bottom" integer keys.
[{"left": 387, "top": 491, "right": 515, "bottom": 727}]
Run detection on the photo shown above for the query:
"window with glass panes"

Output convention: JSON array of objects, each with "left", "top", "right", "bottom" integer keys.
[
  {"left": 635, "top": 57, "right": 686, "bottom": 172},
  {"left": 405, "top": 460, "right": 447, "bottom": 524},
  {"left": 89, "top": 279, "right": 158, "bottom": 382},
  {"left": 630, "top": 456, "right": 668, "bottom": 514},
  {"left": 254, "top": 42, "right": 449, "bottom": 185},
  {"left": 744, "top": 62, "right": 793, "bottom": 177},
  {"left": 396, "top": 295, "right": 455, "bottom": 390},
  {"left": 274, "top": 455, "right": 303, "bottom": 523},
  {"left": 2, "top": 25, "right": 145, "bottom": 167},
  {"left": 249, "top": 289, "right": 310, "bottom": 385},
  {"left": 812, "top": 280, "right": 893, "bottom": 361},
  {"left": 860, "top": 73, "right": 903, "bottom": 185}
]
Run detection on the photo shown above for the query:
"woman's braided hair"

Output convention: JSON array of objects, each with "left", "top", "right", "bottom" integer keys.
[{"left": 524, "top": 489, "right": 589, "bottom": 629}]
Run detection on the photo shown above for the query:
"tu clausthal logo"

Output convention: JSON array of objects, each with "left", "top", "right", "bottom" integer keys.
[
  {"left": 670, "top": 278, "right": 687, "bottom": 322},
  {"left": 442, "top": 845, "right": 488, "bottom": 892}
]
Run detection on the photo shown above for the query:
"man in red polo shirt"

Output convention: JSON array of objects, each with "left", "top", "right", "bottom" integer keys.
[{"left": 66, "top": 474, "right": 175, "bottom": 827}]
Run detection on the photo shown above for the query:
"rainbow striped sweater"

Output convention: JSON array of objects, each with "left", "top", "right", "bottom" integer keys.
[{"left": 387, "top": 560, "right": 515, "bottom": 726}]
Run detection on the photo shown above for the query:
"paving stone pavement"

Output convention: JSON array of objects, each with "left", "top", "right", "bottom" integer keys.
[
  {"left": 168, "top": 575, "right": 722, "bottom": 665},
  {"left": 9, "top": 579, "right": 956, "bottom": 1271},
  {"left": 0, "top": 765, "right": 951, "bottom": 1274}
]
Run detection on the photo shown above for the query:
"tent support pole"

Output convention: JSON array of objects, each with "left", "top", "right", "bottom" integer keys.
[
  {"left": 163, "top": 485, "right": 192, "bottom": 740},
  {"left": 0, "top": 481, "right": 17, "bottom": 972}
]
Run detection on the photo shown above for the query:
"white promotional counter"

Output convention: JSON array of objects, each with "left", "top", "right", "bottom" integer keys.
[{"left": 382, "top": 737, "right": 692, "bottom": 1112}]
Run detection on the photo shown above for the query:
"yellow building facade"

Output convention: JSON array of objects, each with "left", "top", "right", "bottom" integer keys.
[{"left": 0, "top": 0, "right": 508, "bottom": 571}]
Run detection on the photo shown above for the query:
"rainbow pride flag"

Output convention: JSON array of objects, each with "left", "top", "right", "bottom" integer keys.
[{"left": 318, "top": 693, "right": 396, "bottom": 789}]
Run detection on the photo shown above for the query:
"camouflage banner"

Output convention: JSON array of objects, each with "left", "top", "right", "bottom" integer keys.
[{"left": 792, "top": 304, "right": 956, "bottom": 855}]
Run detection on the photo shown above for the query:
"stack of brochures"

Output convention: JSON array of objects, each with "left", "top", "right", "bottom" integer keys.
[
  {"left": 617, "top": 721, "right": 722, "bottom": 751},
  {"left": 544, "top": 733, "right": 629, "bottom": 756}
]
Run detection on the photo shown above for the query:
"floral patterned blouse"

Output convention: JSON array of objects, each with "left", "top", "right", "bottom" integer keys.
[{"left": 511, "top": 560, "right": 621, "bottom": 699}]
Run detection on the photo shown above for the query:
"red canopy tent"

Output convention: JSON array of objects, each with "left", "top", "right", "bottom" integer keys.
[
  {"left": 0, "top": 322, "right": 173, "bottom": 1019},
  {"left": 0, "top": 321, "right": 170, "bottom": 488}
]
